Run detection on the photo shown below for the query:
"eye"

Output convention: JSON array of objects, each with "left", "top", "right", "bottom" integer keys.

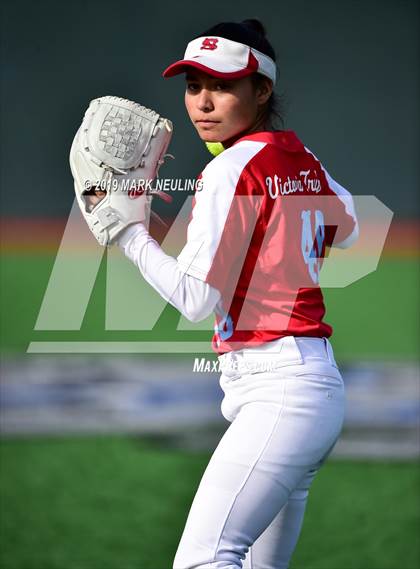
[
  {"left": 186, "top": 82, "right": 200, "bottom": 93},
  {"left": 215, "top": 81, "right": 230, "bottom": 91}
]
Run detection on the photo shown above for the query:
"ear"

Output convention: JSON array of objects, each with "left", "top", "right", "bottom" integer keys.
[{"left": 256, "top": 78, "right": 273, "bottom": 105}]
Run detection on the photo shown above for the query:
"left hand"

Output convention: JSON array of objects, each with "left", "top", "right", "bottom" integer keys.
[
  {"left": 84, "top": 188, "right": 107, "bottom": 212},
  {"left": 69, "top": 96, "right": 173, "bottom": 246}
]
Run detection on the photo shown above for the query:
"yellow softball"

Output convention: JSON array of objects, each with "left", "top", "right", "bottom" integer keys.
[{"left": 205, "top": 142, "right": 225, "bottom": 156}]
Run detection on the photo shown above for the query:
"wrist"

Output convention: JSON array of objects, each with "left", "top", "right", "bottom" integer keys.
[{"left": 117, "top": 222, "right": 148, "bottom": 249}]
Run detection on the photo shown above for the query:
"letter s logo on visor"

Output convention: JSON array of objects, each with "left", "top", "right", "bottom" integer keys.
[{"left": 200, "top": 38, "right": 219, "bottom": 51}]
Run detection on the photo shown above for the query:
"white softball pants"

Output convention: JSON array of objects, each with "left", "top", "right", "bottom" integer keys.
[{"left": 173, "top": 336, "right": 345, "bottom": 569}]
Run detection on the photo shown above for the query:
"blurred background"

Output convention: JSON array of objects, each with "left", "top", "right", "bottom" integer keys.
[{"left": 1, "top": 1, "right": 419, "bottom": 568}]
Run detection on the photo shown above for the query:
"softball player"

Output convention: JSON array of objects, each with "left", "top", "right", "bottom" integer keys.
[{"left": 117, "top": 18, "right": 358, "bottom": 569}]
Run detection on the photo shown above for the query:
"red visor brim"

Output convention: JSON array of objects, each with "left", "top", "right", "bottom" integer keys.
[{"left": 162, "top": 56, "right": 258, "bottom": 79}]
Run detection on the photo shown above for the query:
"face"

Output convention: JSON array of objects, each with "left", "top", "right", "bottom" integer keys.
[{"left": 184, "top": 69, "right": 272, "bottom": 144}]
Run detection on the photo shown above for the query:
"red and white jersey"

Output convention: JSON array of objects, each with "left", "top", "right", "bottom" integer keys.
[{"left": 177, "top": 131, "right": 358, "bottom": 354}]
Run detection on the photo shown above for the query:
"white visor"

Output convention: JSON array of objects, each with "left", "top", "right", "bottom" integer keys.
[{"left": 163, "top": 36, "right": 276, "bottom": 83}]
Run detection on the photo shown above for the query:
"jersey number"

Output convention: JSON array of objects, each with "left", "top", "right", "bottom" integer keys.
[
  {"left": 214, "top": 310, "right": 234, "bottom": 342},
  {"left": 301, "top": 209, "right": 325, "bottom": 284},
  {"left": 214, "top": 210, "right": 325, "bottom": 344}
]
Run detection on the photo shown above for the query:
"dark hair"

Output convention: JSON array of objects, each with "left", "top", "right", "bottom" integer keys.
[{"left": 195, "top": 19, "right": 285, "bottom": 129}]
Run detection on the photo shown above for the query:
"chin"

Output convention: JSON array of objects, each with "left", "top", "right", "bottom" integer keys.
[
  {"left": 199, "top": 132, "right": 221, "bottom": 142},
  {"left": 195, "top": 126, "right": 225, "bottom": 142}
]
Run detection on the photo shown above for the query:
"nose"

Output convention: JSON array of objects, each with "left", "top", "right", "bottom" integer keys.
[{"left": 196, "top": 89, "right": 214, "bottom": 112}]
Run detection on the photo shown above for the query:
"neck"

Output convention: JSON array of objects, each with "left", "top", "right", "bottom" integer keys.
[{"left": 222, "top": 114, "right": 275, "bottom": 149}]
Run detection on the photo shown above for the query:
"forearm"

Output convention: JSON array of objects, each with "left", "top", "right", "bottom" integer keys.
[{"left": 117, "top": 224, "right": 221, "bottom": 322}]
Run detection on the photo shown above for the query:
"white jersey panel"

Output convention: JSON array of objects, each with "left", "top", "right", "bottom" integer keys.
[{"left": 177, "top": 140, "right": 266, "bottom": 281}]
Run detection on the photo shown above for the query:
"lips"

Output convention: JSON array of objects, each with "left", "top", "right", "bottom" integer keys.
[{"left": 195, "top": 120, "right": 220, "bottom": 124}]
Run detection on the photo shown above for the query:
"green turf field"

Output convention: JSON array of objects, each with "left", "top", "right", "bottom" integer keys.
[
  {"left": 1, "top": 244, "right": 419, "bottom": 569},
  {"left": 0, "top": 436, "right": 419, "bottom": 569},
  {"left": 0, "top": 253, "right": 419, "bottom": 360}
]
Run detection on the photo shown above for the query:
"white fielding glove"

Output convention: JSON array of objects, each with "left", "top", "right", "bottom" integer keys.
[{"left": 69, "top": 96, "right": 173, "bottom": 246}]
